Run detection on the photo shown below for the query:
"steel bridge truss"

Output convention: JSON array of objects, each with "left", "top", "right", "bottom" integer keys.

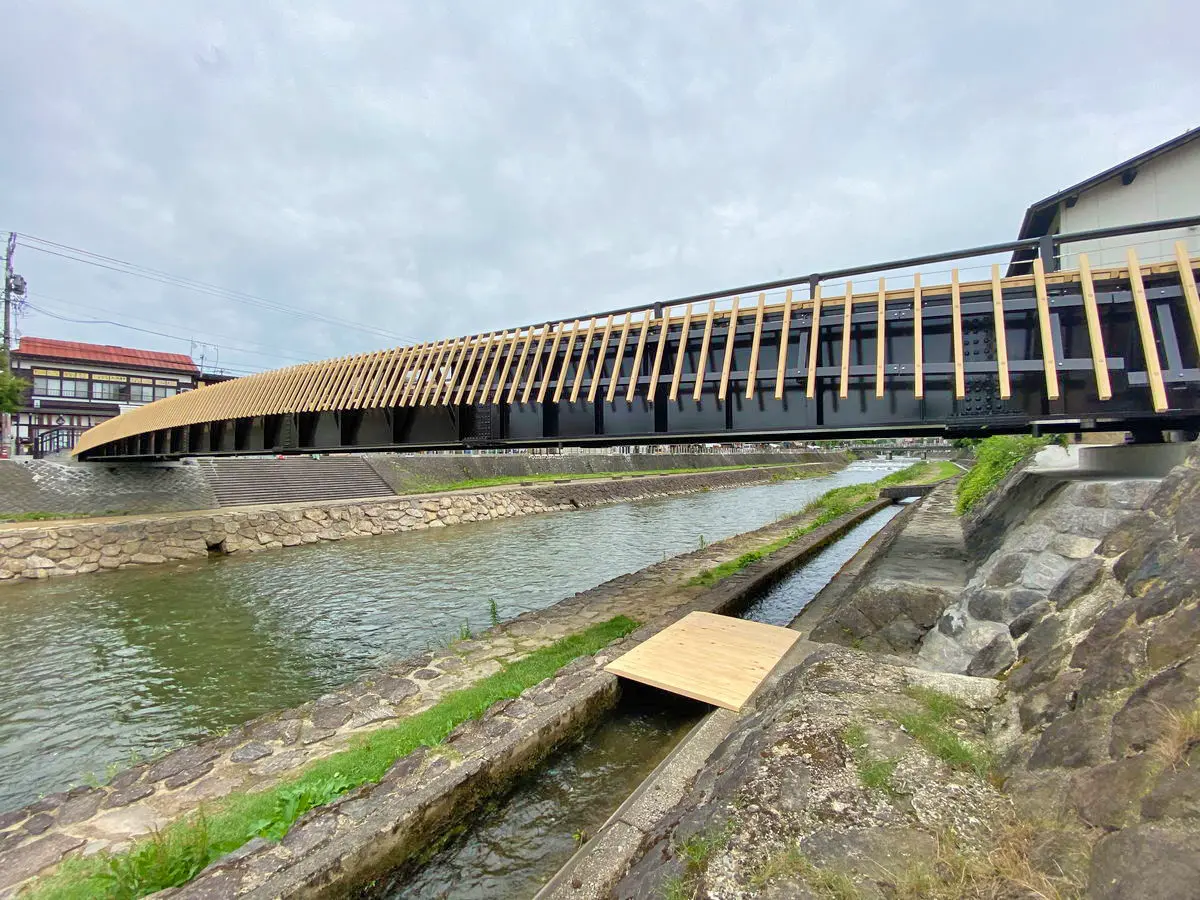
[{"left": 75, "top": 224, "right": 1200, "bottom": 460}]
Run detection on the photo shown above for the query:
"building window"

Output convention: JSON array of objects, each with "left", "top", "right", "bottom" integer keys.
[
  {"left": 153, "top": 385, "right": 177, "bottom": 400},
  {"left": 130, "top": 384, "right": 156, "bottom": 403},
  {"left": 61, "top": 379, "right": 89, "bottom": 399},
  {"left": 92, "top": 381, "right": 126, "bottom": 401},
  {"left": 33, "top": 376, "right": 61, "bottom": 397}
]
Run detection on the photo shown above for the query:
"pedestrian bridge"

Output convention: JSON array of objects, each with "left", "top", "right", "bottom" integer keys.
[{"left": 74, "top": 219, "right": 1200, "bottom": 460}]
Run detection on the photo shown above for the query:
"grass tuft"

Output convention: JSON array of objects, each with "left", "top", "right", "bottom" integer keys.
[
  {"left": 843, "top": 724, "right": 899, "bottom": 796},
  {"left": 955, "top": 435, "right": 1048, "bottom": 515},
  {"left": 889, "top": 687, "right": 990, "bottom": 780},
  {"left": 28, "top": 615, "right": 639, "bottom": 900},
  {"left": 1152, "top": 702, "right": 1200, "bottom": 769},
  {"left": 750, "top": 845, "right": 861, "bottom": 898}
]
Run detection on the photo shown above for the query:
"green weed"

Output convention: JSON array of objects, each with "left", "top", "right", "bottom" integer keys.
[
  {"left": 487, "top": 598, "right": 500, "bottom": 628},
  {"left": 750, "top": 845, "right": 861, "bottom": 898},
  {"left": 27, "top": 616, "right": 639, "bottom": 900},
  {"left": 955, "top": 435, "right": 1048, "bottom": 514},
  {"left": 890, "top": 687, "right": 991, "bottom": 779}
]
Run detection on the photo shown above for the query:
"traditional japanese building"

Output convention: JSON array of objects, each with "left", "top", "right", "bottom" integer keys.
[{"left": 9, "top": 337, "right": 198, "bottom": 456}]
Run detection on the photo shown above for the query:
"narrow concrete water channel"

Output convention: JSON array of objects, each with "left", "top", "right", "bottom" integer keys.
[
  {"left": 369, "top": 500, "right": 909, "bottom": 899},
  {"left": 0, "top": 460, "right": 905, "bottom": 810}
]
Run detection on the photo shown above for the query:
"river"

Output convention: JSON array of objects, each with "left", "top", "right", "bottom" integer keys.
[{"left": 0, "top": 459, "right": 905, "bottom": 809}]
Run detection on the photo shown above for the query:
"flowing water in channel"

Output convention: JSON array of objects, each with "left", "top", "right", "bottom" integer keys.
[
  {"left": 739, "top": 503, "right": 903, "bottom": 626},
  {"left": 372, "top": 687, "right": 704, "bottom": 900},
  {"left": 0, "top": 460, "right": 905, "bottom": 809}
]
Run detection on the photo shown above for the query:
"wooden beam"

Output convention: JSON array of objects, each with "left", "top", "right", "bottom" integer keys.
[
  {"left": 990, "top": 266, "right": 1011, "bottom": 400},
  {"left": 522, "top": 325, "right": 552, "bottom": 404},
  {"left": 419, "top": 340, "right": 451, "bottom": 406},
  {"left": 1174, "top": 240, "right": 1200, "bottom": 361},
  {"left": 607, "top": 312, "right": 633, "bottom": 404},
  {"left": 774, "top": 288, "right": 793, "bottom": 400},
  {"left": 646, "top": 307, "right": 672, "bottom": 404},
  {"left": 745, "top": 293, "right": 766, "bottom": 400},
  {"left": 913, "top": 274, "right": 923, "bottom": 399},
  {"left": 1077, "top": 254, "right": 1112, "bottom": 401},
  {"left": 465, "top": 333, "right": 498, "bottom": 405},
  {"left": 453, "top": 336, "right": 485, "bottom": 405},
  {"left": 875, "top": 278, "right": 886, "bottom": 399},
  {"left": 478, "top": 331, "right": 509, "bottom": 405},
  {"left": 571, "top": 317, "right": 599, "bottom": 402},
  {"left": 1032, "top": 258, "right": 1060, "bottom": 401},
  {"left": 508, "top": 327, "right": 537, "bottom": 404},
  {"left": 1126, "top": 248, "right": 1168, "bottom": 412},
  {"left": 588, "top": 314, "right": 616, "bottom": 403},
  {"left": 951, "top": 268, "right": 965, "bottom": 399},
  {"left": 537, "top": 323, "right": 567, "bottom": 404},
  {"left": 839, "top": 282, "right": 853, "bottom": 399},
  {"left": 694, "top": 299, "right": 717, "bottom": 402},
  {"left": 554, "top": 320, "right": 581, "bottom": 403},
  {"left": 669, "top": 304, "right": 693, "bottom": 402},
  {"left": 626, "top": 313, "right": 652, "bottom": 403},
  {"left": 718, "top": 297, "right": 741, "bottom": 401},
  {"left": 492, "top": 330, "right": 521, "bottom": 404},
  {"left": 806, "top": 285, "right": 822, "bottom": 399}
]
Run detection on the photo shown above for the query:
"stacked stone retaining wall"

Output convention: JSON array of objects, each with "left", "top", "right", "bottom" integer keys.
[
  {"left": 0, "top": 462, "right": 841, "bottom": 583},
  {"left": 0, "top": 459, "right": 217, "bottom": 516}
]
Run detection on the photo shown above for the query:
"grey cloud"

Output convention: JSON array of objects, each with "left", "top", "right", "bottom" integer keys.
[{"left": 1, "top": 0, "right": 1196, "bottom": 373}]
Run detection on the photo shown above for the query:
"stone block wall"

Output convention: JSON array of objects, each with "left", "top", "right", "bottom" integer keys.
[
  {"left": 363, "top": 450, "right": 838, "bottom": 493},
  {"left": 0, "top": 463, "right": 837, "bottom": 583},
  {"left": 0, "top": 460, "right": 217, "bottom": 516}
]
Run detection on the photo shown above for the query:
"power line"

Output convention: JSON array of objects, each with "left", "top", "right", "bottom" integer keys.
[
  {"left": 14, "top": 233, "right": 420, "bottom": 344},
  {"left": 21, "top": 303, "right": 269, "bottom": 375},
  {"left": 24, "top": 291, "right": 315, "bottom": 365}
]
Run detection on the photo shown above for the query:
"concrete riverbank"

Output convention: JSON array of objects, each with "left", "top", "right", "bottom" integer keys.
[
  {"left": 0, "top": 476, "right": 897, "bottom": 897},
  {"left": 0, "top": 460, "right": 845, "bottom": 583}
]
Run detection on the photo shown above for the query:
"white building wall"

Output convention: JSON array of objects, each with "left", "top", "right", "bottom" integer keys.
[{"left": 1057, "top": 137, "right": 1200, "bottom": 270}]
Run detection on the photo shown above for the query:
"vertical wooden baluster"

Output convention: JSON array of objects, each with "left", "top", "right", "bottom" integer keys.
[
  {"left": 951, "top": 268, "right": 965, "bottom": 400},
  {"left": 875, "top": 278, "right": 886, "bottom": 399},
  {"left": 646, "top": 307, "right": 671, "bottom": 404},
  {"left": 588, "top": 315, "right": 616, "bottom": 403},
  {"left": 774, "top": 288, "right": 794, "bottom": 400},
  {"left": 626, "top": 313, "right": 653, "bottom": 403},
  {"left": 913, "top": 274, "right": 924, "bottom": 399},
  {"left": 1032, "top": 258, "right": 1061, "bottom": 401},
  {"left": 990, "top": 266, "right": 1011, "bottom": 400},
  {"left": 805, "top": 285, "right": 822, "bottom": 399},
  {"left": 571, "top": 317, "right": 599, "bottom": 402},
  {"left": 478, "top": 332, "right": 509, "bottom": 404},
  {"left": 554, "top": 321, "right": 581, "bottom": 403},
  {"left": 745, "top": 293, "right": 766, "bottom": 400},
  {"left": 718, "top": 297, "right": 741, "bottom": 401},
  {"left": 1126, "top": 248, "right": 1168, "bottom": 412},
  {"left": 536, "top": 323, "right": 567, "bottom": 404},
  {"left": 522, "top": 325, "right": 552, "bottom": 404},
  {"left": 453, "top": 336, "right": 484, "bottom": 405},
  {"left": 465, "top": 333, "right": 498, "bottom": 405},
  {"left": 1174, "top": 240, "right": 1200, "bottom": 358},
  {"left": 669, "top": 304, "right": 693, "bottom": 402},
  {"left": 507, "top": 328, "right": 536, "bottom": 404},
  {"left": 694, "top": 300, "right": 717, "bottom": 402},
  {"left": 607, "top": 313, "right": 634, "bottom": 404},
  {"left": 1077, "top": 254, "right": 1112, "bottom": 401},
  {"left": 839, "top": 282, "right": 853, "bottom": 399}
]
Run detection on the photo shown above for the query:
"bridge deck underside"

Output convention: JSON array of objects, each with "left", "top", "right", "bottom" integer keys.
[{"left": 77, "top": 249, "right": 1200, "bottom": 460}]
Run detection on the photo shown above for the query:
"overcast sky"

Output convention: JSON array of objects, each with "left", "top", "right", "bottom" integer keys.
[{"left": 2, "top": 1, "right": 1197, "bottom": 375}]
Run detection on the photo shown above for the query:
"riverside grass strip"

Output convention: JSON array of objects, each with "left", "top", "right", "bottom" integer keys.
[
  {"left": 689, "top": 460, "right": 958, "bottom": 586},
  {"left": 29, "top": 616, "right": 640, "bottom": 900}
]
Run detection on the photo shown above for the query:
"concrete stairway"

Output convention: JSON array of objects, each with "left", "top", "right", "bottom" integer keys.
[{"left": 198, "top": 456, "right": 396, "bottom": 507}]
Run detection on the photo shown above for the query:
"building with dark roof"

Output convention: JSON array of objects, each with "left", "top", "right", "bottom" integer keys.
[
  {"left": 1009, "top": 126, "right": 1200, "bottom": 274},
  {"left": 9, "top": 336, "right": 199, "bottom": 456}
]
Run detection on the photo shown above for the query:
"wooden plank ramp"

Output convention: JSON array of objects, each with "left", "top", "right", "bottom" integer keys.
[{"left": 604, "top": 611, "right": 800, "bottom": 711}]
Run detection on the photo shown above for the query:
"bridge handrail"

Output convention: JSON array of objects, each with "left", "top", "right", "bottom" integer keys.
[{"left": 528, "top": 214, "right": 1200, "bottom": 328}]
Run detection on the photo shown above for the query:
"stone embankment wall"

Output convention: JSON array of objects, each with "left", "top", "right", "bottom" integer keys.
[
  {"left": 364, "top": 450, "right": 833, "bottom": 493},
  {"left": 0, "top": 459, "right": 217, "bottom": 516},
  {"left": 0, "top": 462, "right": 841, "bottom": 583},
  {"left": 597, "top": 447, "right": 1200, "bottom": 899}
]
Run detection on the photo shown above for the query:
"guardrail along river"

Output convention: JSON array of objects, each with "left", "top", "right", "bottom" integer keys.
[{"left": 0, "top": 460, "right": 905, "bottom": 809}]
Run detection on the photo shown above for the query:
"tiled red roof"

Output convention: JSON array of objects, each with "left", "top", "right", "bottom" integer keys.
[{"left": 15, "top": 337, "right": 199, "bottom": 375}]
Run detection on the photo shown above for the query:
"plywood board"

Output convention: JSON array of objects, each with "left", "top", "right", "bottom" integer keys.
[{"left": 604, "top": 611, "right": 800, "bottom": 711}]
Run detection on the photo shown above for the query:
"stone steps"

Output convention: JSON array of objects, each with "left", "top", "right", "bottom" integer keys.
[{"left": 198, "top": 457, "right": 395, "bottom": 507}]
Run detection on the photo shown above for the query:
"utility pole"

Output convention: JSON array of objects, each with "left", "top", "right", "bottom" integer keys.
[{"left": 2, "top": 232, "right": 22, "bottom": 458}]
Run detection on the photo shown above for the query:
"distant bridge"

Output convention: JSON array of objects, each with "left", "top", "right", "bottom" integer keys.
[{"left": 75, "top": 218, "right": 1200, "bottom": 461}]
